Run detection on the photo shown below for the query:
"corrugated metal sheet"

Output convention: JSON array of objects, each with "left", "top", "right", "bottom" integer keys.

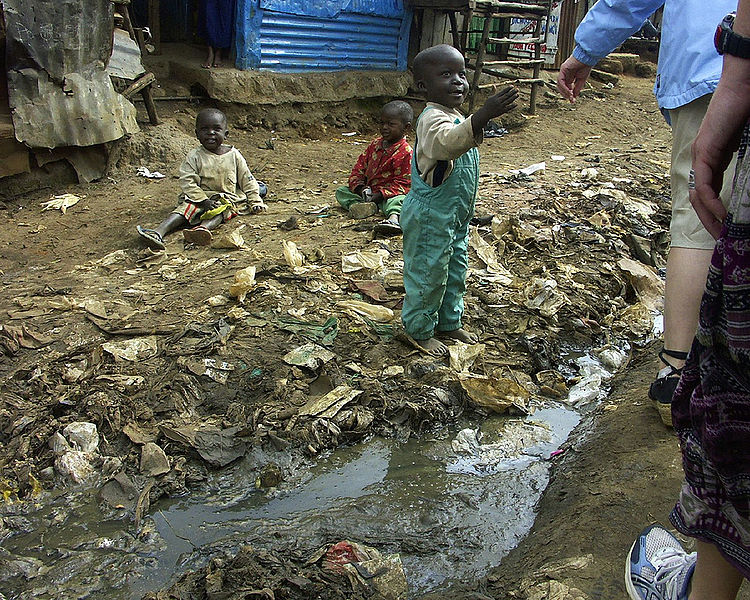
[
  {"left": 259, "top": 12, "right": 406, "bottom": 71},
  {"left": 260, "top": 0, "right": 404, "bottom": 18},
  {"left": 235, "top": 0, "right": 411, "bottom": 72},
  {"left": 4, "top": 0, "right": 138, "bottom": 149},
  {"left": 107, "top": 28, "right": 147, "bottom": 80}
]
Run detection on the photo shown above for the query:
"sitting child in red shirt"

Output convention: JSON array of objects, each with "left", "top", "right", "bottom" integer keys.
[{"left": 335, "top": 100, "right": 413, "bottom": 235}]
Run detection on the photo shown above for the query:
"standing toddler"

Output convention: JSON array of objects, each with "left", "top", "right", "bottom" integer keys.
[{"left": 401, "top": 44, "right": 517, "bottom": 355}]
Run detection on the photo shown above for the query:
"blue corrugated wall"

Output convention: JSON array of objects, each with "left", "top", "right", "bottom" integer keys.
[{"left": 235, "top": 0, "right": 411, "bottom": 72}]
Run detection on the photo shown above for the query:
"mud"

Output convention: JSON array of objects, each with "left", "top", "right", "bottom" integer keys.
[{"left": 0, "top": 73, "right": 699, "bottom": 599}]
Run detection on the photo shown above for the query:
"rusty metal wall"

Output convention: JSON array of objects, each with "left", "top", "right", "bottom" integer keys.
[{"left": 4, "top": 0, "right": 138, "bottom": 149}]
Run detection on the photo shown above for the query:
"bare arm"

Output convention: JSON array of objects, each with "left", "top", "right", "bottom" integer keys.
[{"left": 691, "top": 4, "right": 750, "bottom": 238}]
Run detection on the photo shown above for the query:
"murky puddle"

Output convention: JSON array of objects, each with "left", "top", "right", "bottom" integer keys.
[
  {"left": 2, "top": 403, "right": 581, "bottom": 599},
  {"left": 2, "top": 335, "right": 645, "bottom": 600}
]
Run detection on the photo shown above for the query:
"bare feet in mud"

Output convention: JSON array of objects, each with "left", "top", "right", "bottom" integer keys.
[
  {"left": 438, "top": 328, "right": 479, "bottom": 344},
  {"left": 415, "top": 336, "right": 448, "bottom": 356}
]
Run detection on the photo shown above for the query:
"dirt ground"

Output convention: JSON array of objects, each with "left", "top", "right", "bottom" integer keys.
[{"left": 1, "top": 69, "right": 739, "bottom": 599}]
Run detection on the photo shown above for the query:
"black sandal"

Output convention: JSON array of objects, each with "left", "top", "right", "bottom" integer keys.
[{"left": 648, "top": 348, "right": 688, "bottom": 427}]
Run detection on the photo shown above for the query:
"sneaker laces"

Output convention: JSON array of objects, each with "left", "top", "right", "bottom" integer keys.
[{"left": 652, "top": 548, "right": 694, "bottom": 599}]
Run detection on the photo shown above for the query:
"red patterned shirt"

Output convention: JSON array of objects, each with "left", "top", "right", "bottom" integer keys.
[{"left": 348, "top": 136, "right": 412, "bottom": 200}]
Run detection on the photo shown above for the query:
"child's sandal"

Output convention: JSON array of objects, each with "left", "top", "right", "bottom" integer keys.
[{"left": 183, "top": 225, "right": 212, "bottom": 246}]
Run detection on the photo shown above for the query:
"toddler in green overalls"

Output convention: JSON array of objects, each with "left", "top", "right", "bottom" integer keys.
[{"left": 401, "top": 44, "right": 518, "bottom": 355}]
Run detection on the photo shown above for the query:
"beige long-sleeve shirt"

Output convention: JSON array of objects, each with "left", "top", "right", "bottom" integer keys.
[
  {"left": 413, "top": 103, "right": 483, "bottom": 187},
  {"left": 179, "top": 146, "right": 261, "bottom": 205}
]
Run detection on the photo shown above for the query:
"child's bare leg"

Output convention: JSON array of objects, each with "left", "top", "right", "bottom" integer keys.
[
  {"left": 201, "top": 214, "right": 224, "bottom": 230},
  {"left": 438, "top": 328, "right": 479, "bottom": 343},
  {"left": 155, "top": 213, "right": 188, "bottom": 238},
  {"left": 212, "top": 47, "right": 222, "bottom": 67},
  {"left": 387, "top": 213, "right": 399, "bottom": 225},
  {"left": 415, "top": 336, "right": 448, "bottom": 356},
  {"left": 203, "top": 47, "right": 214, "bottom": 68}
]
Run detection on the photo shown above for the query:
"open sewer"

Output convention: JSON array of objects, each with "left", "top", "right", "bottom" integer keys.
[{"left": 2, "top": 404, "right": 580, "bottom": 599}]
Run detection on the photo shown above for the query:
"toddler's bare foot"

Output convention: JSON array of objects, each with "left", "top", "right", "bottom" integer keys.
[
  {"left": 438, "top": 328, "right": 479, "bottom": 343},
  {"left": 415, "top": 336, "right": 448, "bottom": 356}
]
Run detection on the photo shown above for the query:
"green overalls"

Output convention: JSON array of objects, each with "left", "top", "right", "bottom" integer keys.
[{"left": 401, "top": 110, "right": 479, "bottom": 340}]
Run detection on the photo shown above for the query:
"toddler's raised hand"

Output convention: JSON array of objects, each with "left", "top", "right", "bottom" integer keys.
[{"left": 482, "top": 85, "right": 518, "bottom": 118}]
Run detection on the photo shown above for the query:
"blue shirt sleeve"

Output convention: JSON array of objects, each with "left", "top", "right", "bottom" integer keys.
[{"left": 573, "top": 0, "right": 666, "bottom": 65}]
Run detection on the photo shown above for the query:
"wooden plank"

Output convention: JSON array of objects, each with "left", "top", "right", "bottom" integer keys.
[
  {"left": 478, "top": 78, "right": 544, "bottom": 87},
  {"left": 408, "top": 1, "right": 476, "bottom": 9},
  {"left": 122, "top": 72, "right": 156, "bottom": 98},
  {"left": 487, "top": 36, "right": 544, "bottom": 44},
  {"left": 468, "top": 13, "right": 494, "bottom": 112},
  {"left": 477, "top": 1, "right": 548, "bottom": 12},
  {"left": 482, "top": 58, "right": 546, "bottom": 65}
]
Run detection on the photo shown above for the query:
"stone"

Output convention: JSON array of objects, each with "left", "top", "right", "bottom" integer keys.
[
  {"left": 634, "top": 61, "right": 657, "bottom": 78},
  {"left": 608, "top": 52, "right": 641, "bottom": 73},
  {"left": 256, "top": 463, "right": 283, "bottom": 488},
  {"left": 48, "top": 431, "right": 70, "bottom": 455},
  {"left": 596, "top": 57, "right": 623, "bottom": 75},
  {"left": 590, "top": 69, "right": 619, "bottom": 86},
  {"left": 140, "top": 442, "right": 170, "bottom": 477},
  {"left": 99, "top": 472, "right": 139, "bottom": 510},
  {"left": 55, "top": 451, "right": 94, "bottom": 483},
  {"left": 63, "top": 422, "right": 99, "bottom": 453},
  {"left": 349, "top": 202, "right": 377, "bottom": 219}
]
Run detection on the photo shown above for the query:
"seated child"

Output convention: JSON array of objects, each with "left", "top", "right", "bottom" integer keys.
[
  {"left": 137, "top": 107, "right": 267, "bottom": 249},
  {"left": 401, "top": 44, "right": 518, "bottom": 355},
  {"left": 335, "top": 100, "right": 413, "bottom": 235}
]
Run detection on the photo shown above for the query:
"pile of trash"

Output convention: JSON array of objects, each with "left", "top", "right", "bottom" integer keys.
[
  {"left": 146, "top": 540, "right": 407, "bottom": 600},
  {"left": 0, "top": 112, "right": 674, "bottom": 596},
  {"left": 0, "top": 150, "right": 671, "bottom": 506}
]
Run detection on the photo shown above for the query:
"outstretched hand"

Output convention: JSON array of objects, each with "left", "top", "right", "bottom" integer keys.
[
  {"left": 557, "top": 56, "right": 592, "bottom": 103},
  {"left": 483, "top": 85, "right": 518, "bottom": 119},
  {"left": 472, "top": 85, "right": 518, "bottom": 136}
]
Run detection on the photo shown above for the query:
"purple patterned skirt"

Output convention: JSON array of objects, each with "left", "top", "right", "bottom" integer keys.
[{"left": 670, "top": 129, "right": 750, "bottom": 576}]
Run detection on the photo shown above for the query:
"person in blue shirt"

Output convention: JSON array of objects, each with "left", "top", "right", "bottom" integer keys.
[{"left": 556, "top": 0, "right": 737, "bottom": 427}]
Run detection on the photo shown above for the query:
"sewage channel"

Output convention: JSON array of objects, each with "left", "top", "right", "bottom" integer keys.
[{"left": 2, "top": 348, "right": 629, "bottom": 599}]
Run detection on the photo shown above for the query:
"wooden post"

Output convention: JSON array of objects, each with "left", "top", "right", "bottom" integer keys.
[
  {"left": 529, "top": 16, "right": 542, "bottom": 114},
  {"left": 460, "top": 8, "right": 473, "bottom": 53},
  {"left": 448, "top": 11, "right": 461, "bottom": 49},
  {"left": 468, "top": 11, "right": 493, "bottom": 112},
  {"left": 148, "top": 0, "right": 161, "bottom": 54},
  {"left": 141, "top": 87, "right": 160, "bottom": 125}
]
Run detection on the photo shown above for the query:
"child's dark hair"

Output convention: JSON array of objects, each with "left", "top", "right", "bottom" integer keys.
[
  {"left": 383, "top": 100, "right": 414, "bottom": 125},
  {"left": 196, "top": 107, "right": 227, "bottom": 127},
  {"left": 412, "top": 44, "right": 462, "bottom": 81}
]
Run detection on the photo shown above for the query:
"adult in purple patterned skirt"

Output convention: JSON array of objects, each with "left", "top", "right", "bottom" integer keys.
[
  {"left": 625, "top": 3, "right": 750, "bottom": 599},
  {"left": 199, "top": 0, "right": 235, "bottom": 68}
]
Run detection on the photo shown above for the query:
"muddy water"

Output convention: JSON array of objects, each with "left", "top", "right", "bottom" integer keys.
[{"left": 3, "top": 404, "right": 579, "bottom": 599}]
